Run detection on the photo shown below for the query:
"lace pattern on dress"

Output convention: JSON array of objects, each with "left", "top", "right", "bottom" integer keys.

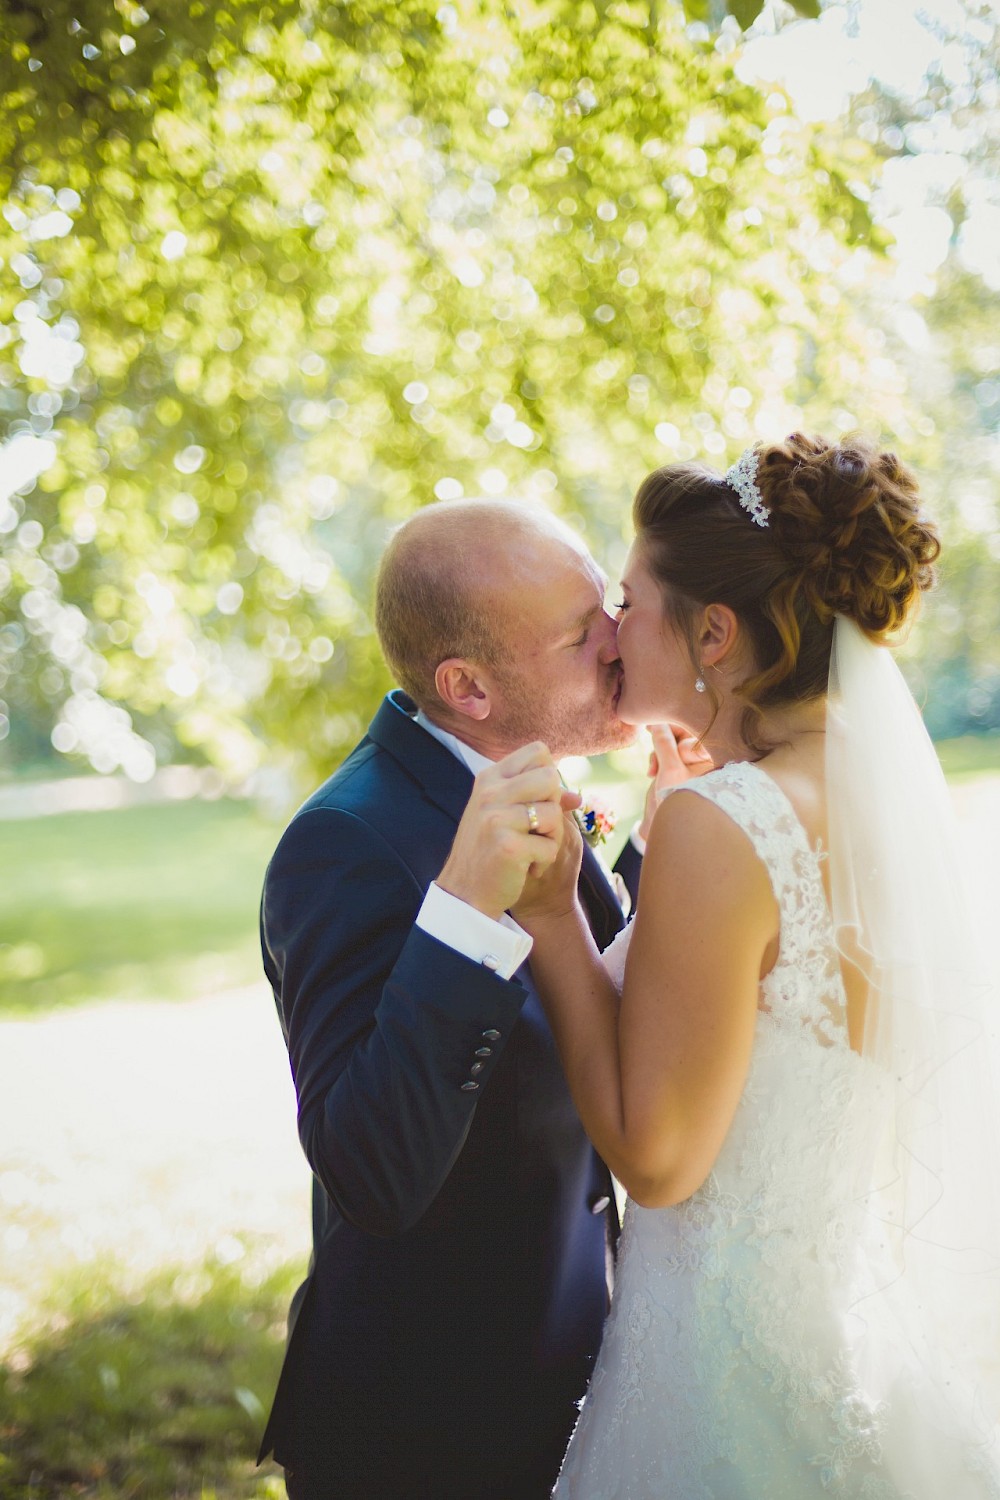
[
  {"left": 669, "top": 761, "right": 849, "bottom": 1047},
  {"left": 554, "top": 761, "right": 1000, "bottom": 1500}
]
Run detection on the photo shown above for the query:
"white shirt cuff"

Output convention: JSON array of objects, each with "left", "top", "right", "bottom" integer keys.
[
  {"left": 416, "top": 883, "right": 533, "bottom": 981},
  {"left": 629, "top": 821, "right": 647, "bottom": 857}
]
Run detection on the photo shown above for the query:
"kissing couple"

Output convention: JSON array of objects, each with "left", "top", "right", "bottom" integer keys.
[{"left": 258, "top": 434, "right": 1000, "bottom": 1499}]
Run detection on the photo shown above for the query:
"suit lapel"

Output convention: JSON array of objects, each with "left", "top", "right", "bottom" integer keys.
[
  {"left": 578, "top": 841, "right": 626, "bottom": 950},
  {"left": 367, "top": 690, "right": 474, "bottom": 826}
]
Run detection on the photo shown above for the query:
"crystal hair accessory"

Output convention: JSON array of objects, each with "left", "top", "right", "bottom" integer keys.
[{"left": 725, "top": 447, "right": 769, "bottom": 528}]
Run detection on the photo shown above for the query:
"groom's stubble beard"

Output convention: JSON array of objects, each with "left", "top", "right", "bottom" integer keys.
[{"left": 490, "top": 661, "right": 637, "bottom": 760}]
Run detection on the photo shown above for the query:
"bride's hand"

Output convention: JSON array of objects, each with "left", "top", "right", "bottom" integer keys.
[
  {"left": 637, "top": 723, "right": 714, "bottom": 844},
  {"left": 512, "top": 807, "right": 584, "bottom": 932}
]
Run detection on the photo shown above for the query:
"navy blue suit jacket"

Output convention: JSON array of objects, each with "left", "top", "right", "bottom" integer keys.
[{"left": 258, "top": 692, "right": 642, "bottom": 1498}]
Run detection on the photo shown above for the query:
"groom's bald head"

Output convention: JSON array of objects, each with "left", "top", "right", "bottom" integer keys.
[
  {"left": 375, "top": 497, "right": 590, "bottom": 712},
  {"left": 375, "top": 496, "right": 632, "bottom": 758}
]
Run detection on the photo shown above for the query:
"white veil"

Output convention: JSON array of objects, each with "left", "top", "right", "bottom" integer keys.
[{"left": 826, "top": 614, "right": 1000, "bottom": 1430}]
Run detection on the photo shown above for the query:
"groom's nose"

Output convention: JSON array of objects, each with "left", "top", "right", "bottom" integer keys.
[{"left": 595, "top": 609, "right": 621, "bottom": 664}]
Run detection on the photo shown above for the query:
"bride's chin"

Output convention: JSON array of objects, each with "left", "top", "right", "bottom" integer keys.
[
  {"left": 615, "top": 686, "right": 653, "bottom": 728},
  {"left": 614, "top": 700, "right": 643, "bottom": 728}
]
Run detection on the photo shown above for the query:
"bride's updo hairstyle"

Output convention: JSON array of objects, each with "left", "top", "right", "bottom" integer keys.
[{"left": 633, "top": 432, "right": 940, "bottom": 750}]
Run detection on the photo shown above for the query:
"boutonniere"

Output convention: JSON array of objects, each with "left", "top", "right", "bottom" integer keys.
[{"left": 573, "top": 794, "right": 617, "bottom": 849}]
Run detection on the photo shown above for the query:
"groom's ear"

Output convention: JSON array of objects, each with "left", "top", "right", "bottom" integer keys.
[{"left": 434, "top": 659, "right": 492, "bottom": 721}]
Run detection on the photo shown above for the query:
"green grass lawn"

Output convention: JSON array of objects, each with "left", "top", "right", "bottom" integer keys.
[
  {"left": 934, "top": 734, "right": 1000, "bottom": 780},
  {"left": 4, "top": 738, "right": 997, "bottom": 1016},
  {"left": 0, "top": 794, "right": 308, "bottom": 1494},
  {"left": 1, "top": 744, "right": 999, "bottom": 1494},
  {"left": 0, "top": 798, "right": 283, "bottom": 1014},
  {"left": 0, "top": 1257, "right": 298, "bottom": 1499}
]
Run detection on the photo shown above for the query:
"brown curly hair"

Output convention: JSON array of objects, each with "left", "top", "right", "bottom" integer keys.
[{"left": 632, "top": 433, "right": 940, "bottom": 752}]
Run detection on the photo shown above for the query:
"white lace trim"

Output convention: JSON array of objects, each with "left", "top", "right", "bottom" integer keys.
[
  {"left": 556, "top": 761, "right": 1000, "bottom": 1499},
  {"left": 669, "top": 761, "right": 849, "bottom": 1046}
]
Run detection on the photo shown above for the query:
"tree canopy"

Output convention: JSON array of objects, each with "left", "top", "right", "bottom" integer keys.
[{"left": 0, "top": 1, "right": 923, "bottom": 787}]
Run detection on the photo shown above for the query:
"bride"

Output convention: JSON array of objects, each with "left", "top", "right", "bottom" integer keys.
[{"left": 507, "top": 434, "right": 1000, "bottom": 1496}]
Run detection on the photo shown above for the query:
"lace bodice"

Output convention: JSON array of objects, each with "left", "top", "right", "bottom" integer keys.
[
  {"left": 557, "top": 760, "right": 1000, "bottom": 1499},
  {"left": 602, "top": 761, "right": 888, "bottom": 1270},
  {"left": 604, "top": 759, "right": 847, "bottom": 1043}
]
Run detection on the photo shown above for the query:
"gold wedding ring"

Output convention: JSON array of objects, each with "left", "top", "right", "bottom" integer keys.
[{"left": 525, "top": 803, "right": 540, "bottom": 834}]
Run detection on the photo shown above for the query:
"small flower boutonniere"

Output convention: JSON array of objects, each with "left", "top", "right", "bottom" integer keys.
[{"left": 573, "top": 795, "right": 617, "bottom": 849}]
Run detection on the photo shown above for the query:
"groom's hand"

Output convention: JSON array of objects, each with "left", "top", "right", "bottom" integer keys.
[{"left": 437, "top": 742, "right": 582, "bottom": 921}]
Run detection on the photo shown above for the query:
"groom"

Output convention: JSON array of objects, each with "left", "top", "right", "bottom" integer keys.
[{"left": 258, "top": 498, "right": 648, "bottom": 1499}]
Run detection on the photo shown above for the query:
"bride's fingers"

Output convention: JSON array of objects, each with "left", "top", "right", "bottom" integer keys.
[
  {"left": 648, "top": 722, "right": 683, "bottom": 774},
  {"left": 644, "top": 722, "right": 712, "bottom": 784},
  {"left": 659, "top": 722, "right": 711, "bottom": 768},
  {"left": 524, "top": 830, "right": 563, "bottom": 878},
  {"left": 678, "top": 735, "right": 713, "bottom": 768},
  {"left": 528, "top": 811, "right": 581, "bottom": 879},
  {"left": 649, "top": 723, "right": 680, "bottom": 749}
]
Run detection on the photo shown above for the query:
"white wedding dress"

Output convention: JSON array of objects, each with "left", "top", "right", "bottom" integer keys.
[{"left": 553, "top": 759, "right": 1000, "bottom": 1500}]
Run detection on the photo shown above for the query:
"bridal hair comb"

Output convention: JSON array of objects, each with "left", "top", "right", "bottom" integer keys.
[{"left": 725, "top": 447, "right": 769, "bottom": 528}]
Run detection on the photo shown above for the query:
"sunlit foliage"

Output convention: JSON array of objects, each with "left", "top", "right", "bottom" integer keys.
[
  {"left": 0, "top": 1, "right": 903, "bottom": 787},
  {"left": 841, "top": 8, "right": 1000, "bottom": 735}
]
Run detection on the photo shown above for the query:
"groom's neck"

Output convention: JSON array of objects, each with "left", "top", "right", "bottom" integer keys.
[{"left": 419, "top": 708, "right": 515, "bottom": 762}]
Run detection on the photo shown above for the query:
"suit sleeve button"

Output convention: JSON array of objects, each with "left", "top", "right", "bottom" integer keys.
[
  {"left": 461, "top": 1080, "right": 480, "bottom": 1092},
  {"left": 470, "top": 1061, "right": 484, "bottom": 1075},
  {"left": 474, "top": 1046, "right": 493, "bottom": 1058},
  {"left": 482, "top": 1028, "right": 501, "bottom": 1041}
]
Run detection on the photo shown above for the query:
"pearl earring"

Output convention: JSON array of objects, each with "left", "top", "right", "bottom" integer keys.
[{"left": 694, "top": 675, "right": 706, "bottom": 694}]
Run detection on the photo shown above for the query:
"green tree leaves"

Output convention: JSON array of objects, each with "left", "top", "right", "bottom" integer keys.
[
  {"left": 682, "top": 0, "right": 819, "bottom": 25},
  {"left": 1, "top": 0, "right": 901, "bottom": 788}
]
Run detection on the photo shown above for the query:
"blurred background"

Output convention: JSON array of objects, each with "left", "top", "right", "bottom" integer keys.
[{"left": 1, "top": 0, "right": 999, "bottom": 1494}]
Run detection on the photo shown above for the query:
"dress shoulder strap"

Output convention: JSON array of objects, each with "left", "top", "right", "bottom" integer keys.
[
  {"left": 659, "top": 761, "right": 811, "bottom": 914},
  {"left": 662, "top": 763, "right": 847, "bottom": 1040}
]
